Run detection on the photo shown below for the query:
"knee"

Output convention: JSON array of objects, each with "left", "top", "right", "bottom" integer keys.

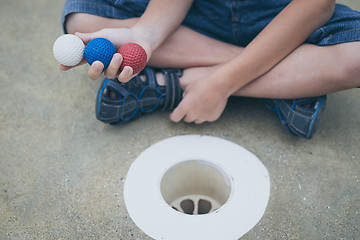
[
  {"left": 345, "top": 43, "right": 360, "bottom": 88},
  {"left": 65, "top": 13, "right": 88, "bottom": 34},
  {"left": 65, "top": 12, "right": 136, "bottom": 34},
  {"left": 337, "top": 42, "right": 360, "bottom": 88},
  {"left": 65, "top": 13, "right": 112, "bottom": 34}
]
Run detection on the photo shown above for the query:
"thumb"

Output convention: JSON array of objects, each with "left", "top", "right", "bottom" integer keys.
[{"left": 75, "top": 31, "right": 101, "bottom": 45}]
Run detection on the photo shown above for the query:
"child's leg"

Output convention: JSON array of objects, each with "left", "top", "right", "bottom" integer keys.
[
  {"left": 235, "top": 42, "right": 360, "bottom": 98},
  {"left": 181, "top": 42, "right": 360, "bottom": 99}
]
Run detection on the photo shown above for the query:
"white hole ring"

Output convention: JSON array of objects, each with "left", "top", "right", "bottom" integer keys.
[{"left": 124, "top": 135, "right": 270, "bottom": 240}]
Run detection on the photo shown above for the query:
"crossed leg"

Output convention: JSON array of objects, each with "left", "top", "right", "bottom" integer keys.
[
  {"left": 183, "top": 42, "right": 360, "bottom": 99},
  {"left": 66, "top": 13, "right": 360, "bottom": 99}
]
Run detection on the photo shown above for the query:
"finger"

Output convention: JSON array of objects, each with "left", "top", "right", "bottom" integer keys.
[
  {"left": 207, "top": 115, "right": 220, "bottom": 123},
  {"left": 88, "top": 61, "right": 104, "bottom": 80},
  {"left": 59, "top": 58, "right": 87, "bottom": 71},
  {"left": 117, "top": 66, "right": 134, "bottom": 83},
  {"left": 183, "top": 115, "right": 196, "bottom": 123},
  {"left": 194, "top": 119, "right": 204, "bottom": 124},
  {"left": 170, "top": 105, "right": 186, "bottom": 123},
  {"left": 59, "top": 64, "right": 72, "bottom": 71},
  {"left": 104, "top": 53, "right": 122, "bottom": 79},
  {"left": 75, "top": 32, "right": 97, "bottom": 45}
]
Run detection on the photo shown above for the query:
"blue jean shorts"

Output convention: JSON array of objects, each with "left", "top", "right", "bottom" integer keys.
[{"left": 62, "top": 0, "right": 360, "bottom": 47}]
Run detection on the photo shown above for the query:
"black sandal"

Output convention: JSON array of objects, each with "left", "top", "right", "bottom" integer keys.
[
  {"left": 95, "top": 67, "right": 183, "bottom": 125},
  {"left": 262, "top": 96, "right": 327, "bottom": 139}
]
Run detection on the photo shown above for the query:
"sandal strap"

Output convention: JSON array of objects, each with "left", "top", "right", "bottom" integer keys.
[
  {"left": 144, "top": 67, "right": 157, "bottom": 89},
  {"left": 137, "top": 67, "right": 183, "bottom": 111},
  {"left": 138, "top": 67, "right": 162, "bottom": 110},
  {"left": 160, "top": 68, "right": 183, "bottom": 110}
]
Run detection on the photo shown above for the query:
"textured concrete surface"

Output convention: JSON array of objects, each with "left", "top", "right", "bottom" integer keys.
[{"left": 0, "top": 0, "right": 359, "bottom": 239}]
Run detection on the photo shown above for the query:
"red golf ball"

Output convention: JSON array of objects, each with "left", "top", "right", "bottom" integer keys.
[{"left": 118, "top": 43, "right": 147, "bottom": 74}]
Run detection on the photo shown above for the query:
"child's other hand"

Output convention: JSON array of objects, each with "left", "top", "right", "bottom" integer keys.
[{"left": 170, "top": 75, "right": 229, "bottom": 124}]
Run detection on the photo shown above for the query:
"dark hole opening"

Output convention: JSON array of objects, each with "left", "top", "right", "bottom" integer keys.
[{"left": 180, "top": 199, "right": 195, "bottom": 215}]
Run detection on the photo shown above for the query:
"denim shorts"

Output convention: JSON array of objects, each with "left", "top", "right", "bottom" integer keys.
[{"left": 62, "top": 0, "right": 360, "bottom": 47}]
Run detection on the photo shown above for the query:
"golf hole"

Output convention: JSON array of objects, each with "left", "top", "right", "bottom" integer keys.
[
  {"left": 160, "top": 160, "right": 232, "bottom": 215},
  {"left": 124, "top": 135, "right": 270, "bottom": 240}
]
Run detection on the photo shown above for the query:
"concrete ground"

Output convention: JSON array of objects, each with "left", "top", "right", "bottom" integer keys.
[{"left": 0, "top": 0, "right": 359, "bottom": 239}]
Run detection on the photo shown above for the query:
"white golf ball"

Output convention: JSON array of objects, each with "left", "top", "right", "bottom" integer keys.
[{"left": 53, "top": 34, "right": 85, "bottom": 66}]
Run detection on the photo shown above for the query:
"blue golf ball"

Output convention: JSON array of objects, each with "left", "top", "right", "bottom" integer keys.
[{"left": 84, "top": 38, "right": 116, "bottom": 69}]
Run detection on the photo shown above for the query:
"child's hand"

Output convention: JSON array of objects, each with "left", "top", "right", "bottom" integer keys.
[
  {"left": 170, "top": 74, "right": 230, "bottom": 124},
  {"left": 59, "top": 28, "right": 152, "bottom": 83}
]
